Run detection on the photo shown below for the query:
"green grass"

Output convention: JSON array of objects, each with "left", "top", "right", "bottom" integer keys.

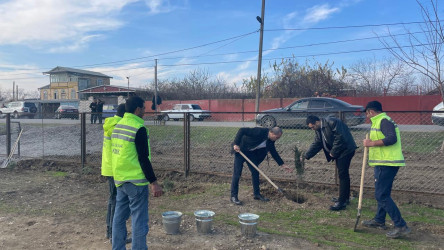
[
  {"left": 47, "top": 171, "right": 68, "bottom": 177},
  {"left": 158, "top": 183, "right": 442, "bottom": 249}
]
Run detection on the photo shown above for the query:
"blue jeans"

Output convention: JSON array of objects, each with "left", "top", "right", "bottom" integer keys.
[
  {"left": 230, "top": 149, "right": 267, "bottom": 198},
  {"left": 106, "top": 177, "right": 117, "bottom": 239},
  {"left": 112, "top": 183, "right": 149, "bottom": 250},
  {"left": 373, "top": 166, "right": 406, "bottom": 228}
]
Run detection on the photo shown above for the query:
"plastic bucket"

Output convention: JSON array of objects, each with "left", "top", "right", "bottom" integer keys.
[
  {"left": 162, "top": 211, "right": 182, "bottom": 235},
  {"left": 194, "top": 210, "right": 215, "bottom": 234},
  {"left": 238, "top": 213, "right": 259, "bottom": 237}
]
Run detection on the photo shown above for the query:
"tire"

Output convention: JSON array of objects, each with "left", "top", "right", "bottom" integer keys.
[
  {"left": 260, "top": 115, "right": 276, "bottom": 128},
  {"left": 163, "top": 114, "right": 170, "bottom": 121},
  {"left": 189, "top": 115, "right": 195, "bottom": 121},
  {"left": 13, "top": 112, "right": 19, "bottom": 119}
]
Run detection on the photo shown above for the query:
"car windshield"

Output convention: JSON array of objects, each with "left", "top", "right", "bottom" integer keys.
[
  {"left": 59, "top": 105, "right": 76, "bottom": 110},
  {"left": 191, "top": 104, "right": 202, "bottom": 110}
]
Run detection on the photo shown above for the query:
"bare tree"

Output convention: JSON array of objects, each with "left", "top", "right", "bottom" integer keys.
[
  {"left": 347, "top": 56, "right": 412, "bottom": 96},
  {"left": 378, "top": 0, "right": 444, "bottom": 102}
]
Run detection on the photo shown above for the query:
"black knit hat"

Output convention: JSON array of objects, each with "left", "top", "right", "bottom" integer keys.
[{"left": 365, "top": 101, "right": 383, "bottom": 112}]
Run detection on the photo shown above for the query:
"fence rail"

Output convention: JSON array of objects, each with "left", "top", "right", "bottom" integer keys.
[{"left": 1, "top": 111, "right": 444, "bottom": 196}]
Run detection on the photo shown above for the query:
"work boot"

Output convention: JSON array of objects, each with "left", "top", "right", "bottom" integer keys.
[
  {"left": 230, "top": 197, "right": 242, "bottom": 205},
  {"left": 362, "top": 219, "right": 387, "bottom": 230},
  {"left": 329, "top": 202, "right": 346, "bottom": 211},
  {"left": 386, "top": 226, "right": 411, "bottom": 238},
  {"left": 331, "top": 197, "right": 350, "bottom": 205},
  {"left": 253, "top": 194, "right": 269, "bottom": 202}
]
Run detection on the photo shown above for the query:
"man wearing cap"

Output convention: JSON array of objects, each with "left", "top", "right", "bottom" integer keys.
[{"left": 362, "top": 100, "right": 410, "bottom": 238}]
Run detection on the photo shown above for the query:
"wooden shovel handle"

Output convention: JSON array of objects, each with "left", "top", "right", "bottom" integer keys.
[
  {"left": 238, "top": 151, "right": 281, "bottom": 191},
  {"left": 357, "top": 134, "right": 369, "bottom": 211}
]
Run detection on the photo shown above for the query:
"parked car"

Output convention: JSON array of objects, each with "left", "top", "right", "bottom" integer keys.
[
  {"left": 161, "top": 104, "right": 211, "bottom": 121},
  {"left": 256, "top": 97, "right": 366, "bottom": 128},
  {"left": 432, "top": 102, "right": 444, "bottom": 126},
  {"left": 102, "top": 104, "right": 118, "bottom": 118},
  {"left": 55, "top": 105, "right": 79, "bottom": 119},
  {"left": 0, "top": 101, "right": 37, "bottom": 118}
]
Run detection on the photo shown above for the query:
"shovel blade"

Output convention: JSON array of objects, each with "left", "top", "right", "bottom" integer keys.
[{"left": 354, "top": 209, "right": 362, "bottom": 232}]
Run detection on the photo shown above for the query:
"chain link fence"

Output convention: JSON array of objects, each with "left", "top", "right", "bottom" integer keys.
[{"left": 1, "top": 111, "right": 444, "bottom": 195}]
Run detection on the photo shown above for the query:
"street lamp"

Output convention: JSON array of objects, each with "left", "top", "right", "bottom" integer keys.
[{"left": 126, "top": 76, "right": 130, "bottom": 98}]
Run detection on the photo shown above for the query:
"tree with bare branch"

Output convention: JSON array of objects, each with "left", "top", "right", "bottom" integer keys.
[{"left": 378, "top": 0, "right": 444, "bottom": 102}]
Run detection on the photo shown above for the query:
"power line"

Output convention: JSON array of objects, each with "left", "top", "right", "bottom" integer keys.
[
  {"left": 265, "top": 20, "right": 440, "bottom": 31},
  {"left": 0, "top": 42, "right": 434, "bottom": 80}
]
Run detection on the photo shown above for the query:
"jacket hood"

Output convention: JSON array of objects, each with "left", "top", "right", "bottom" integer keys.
[{"left": 103, "top": 116, "right": 122, "bottom": 136}]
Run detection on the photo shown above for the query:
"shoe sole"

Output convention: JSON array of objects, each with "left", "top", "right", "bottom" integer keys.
[{"left": 386, "top": 228, "right": 411, "bottom": 238}]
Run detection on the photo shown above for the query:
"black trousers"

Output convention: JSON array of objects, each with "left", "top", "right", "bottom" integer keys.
[
  {"left": 335, "top": 151, "right": 355, "bottom": 203},
  {"left": 230, "top": 148, "right": 267, "bottom": 198}
]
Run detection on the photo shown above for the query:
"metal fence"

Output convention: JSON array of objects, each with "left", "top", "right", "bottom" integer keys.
[{"left": 1, "top": 111, "right": 444, "bottom": 195}]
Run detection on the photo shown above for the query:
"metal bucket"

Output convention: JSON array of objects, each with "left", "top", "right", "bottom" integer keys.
[
  {"left": 238, "top": 213, "right": 259, "bottom": 237},
  {"left": 194, "top": 210, "right": 215, "bottom": 234},
  {"left": 162, "top": 211, "right": 182, "bottom": 235}
]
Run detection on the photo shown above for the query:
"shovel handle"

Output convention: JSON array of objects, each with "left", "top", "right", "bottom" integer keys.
[
  {"left": 357, "top": 134, "right": 369, "bottom": 211},
  {"left": 238, "top": 151, "right": 281, "bottom": 191}
]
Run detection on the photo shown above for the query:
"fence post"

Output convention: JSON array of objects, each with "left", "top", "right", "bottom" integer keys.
[
  {"left": 6, "top": 113, "right": 11, "bottom": 157},
  {"left": 183, "top": 112, "right": 190, "bottom": 177},
  {"left": 81, "top": 113, "right": 86, "bottom": 168}
]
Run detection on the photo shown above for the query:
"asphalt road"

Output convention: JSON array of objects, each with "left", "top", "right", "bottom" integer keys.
[{"left": 2, "top": 118, "right": 444, "bottom": 132}]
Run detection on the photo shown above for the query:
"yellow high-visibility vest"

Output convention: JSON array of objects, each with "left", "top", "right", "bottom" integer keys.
[
  {"left": 369, "top": 112, "right": 405, "bottom": 167},
  {"left": 111, "top": 112, "right": 151, "bottom": 187}
]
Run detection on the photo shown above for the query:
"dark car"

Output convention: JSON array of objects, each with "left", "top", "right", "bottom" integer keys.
[
  {"left": 55, "top": 105, "right": 79, "bottom": 119},
  {"left": 256, "top": 97, "right": 365, "bottom": 128}
]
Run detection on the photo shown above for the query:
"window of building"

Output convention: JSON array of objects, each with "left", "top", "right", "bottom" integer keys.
[
  {"left": 54, "top": 90, "right": 58, "bottom": 99},
  {"left": 97, "top": 79, "right": 103, "bottom": 85},
  {"left": 43, "top": 91, "right": 48, "bottom": 100},
  {"left": 61, "top": 89, "right": 66, "bottom": 99},
  {"left": 71, "top": 89, "right": 76, "bottom": 99}
]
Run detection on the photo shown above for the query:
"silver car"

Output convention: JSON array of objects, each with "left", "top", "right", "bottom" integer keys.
[{"left": 256, "top": 97, "right": 365, "bottom": 128}]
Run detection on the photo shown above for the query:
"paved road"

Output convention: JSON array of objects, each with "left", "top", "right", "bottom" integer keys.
[{"left": 2, "top": 118, "right": 444, "bottom": 132}]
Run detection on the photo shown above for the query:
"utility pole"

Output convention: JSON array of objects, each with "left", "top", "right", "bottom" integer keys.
[
  {"left": 12, "top": 81, "right": 15, "bottom": 101},
  {"left": 126, "top": 77, "right": 130, "bottom": 98},
  {"left": 255, "top": 0, "right": 265, "bottom": 113},
  {"left": 154, "top": 59, "right": 158, "bottom": 112},
  {"left": 16, "top": 85, "right": 18, "bottom": 100}
]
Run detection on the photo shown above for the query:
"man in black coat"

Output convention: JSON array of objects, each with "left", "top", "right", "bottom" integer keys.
[
  {"left": 89, "top": 99, "right": 98, "bottom": 124},
  {"left": 304, "top": 115, "right": 357, "bottom": 211},
  {"left": 230, "top": 127, "right": 291, "bottom": 205}
]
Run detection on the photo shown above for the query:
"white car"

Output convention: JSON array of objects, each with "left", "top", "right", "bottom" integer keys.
[
  {"left": 161, "top": 104, "right": 211, "bottom": 121},
  {"left": 432, "top": 101, "right": 444, "bottom": 126}
]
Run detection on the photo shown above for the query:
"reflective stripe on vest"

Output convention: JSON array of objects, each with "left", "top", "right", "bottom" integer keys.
[
  {"left": 101, "top": 116, "right": 122, "bottom": 177},
  {"left": 112, "top": 112, "right": 150, "bottom": 187},
  {"left": 368, "top": 112, "right": 405, "bottom": 167}
]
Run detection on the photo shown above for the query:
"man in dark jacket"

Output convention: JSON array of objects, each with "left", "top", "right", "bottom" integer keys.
[
  {"left": 90, "top": 99, "right": 98, "bottom": 124},
  {"left": 230, "top": 127, "right": 291, "bottom": 205},
  {"left": 304, "top": 115, "right": 357, "bottom": 211}
]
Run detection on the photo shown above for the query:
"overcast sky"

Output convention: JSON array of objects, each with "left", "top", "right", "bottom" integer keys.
[{"left": 0, "top": 0, "right": 438, "bottom": 94}]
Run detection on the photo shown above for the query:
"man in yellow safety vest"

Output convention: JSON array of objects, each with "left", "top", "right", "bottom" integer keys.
[
  {"left": 101, "top": 103, "right": 125, "bottom": 241},
  {"left": 111, "top": 96, "right": 162, "bottom": 250},
  {"left": 362, "top": 100, "right": 410, "bottom": 239}
]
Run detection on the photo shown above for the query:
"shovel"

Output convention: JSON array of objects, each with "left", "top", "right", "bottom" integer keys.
[
  {"left": 238, "top": 151, "right": 285, "bottom": 195},
  {"left": 354, "top": 133, "right": 369, "bottom": 232}
]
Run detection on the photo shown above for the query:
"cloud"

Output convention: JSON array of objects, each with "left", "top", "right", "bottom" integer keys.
[
  {"left": 0, "top": 0, "right": 138, "bottom": 50},
  {"left": 302, "top": 4, "right": 340, "bottom": 24},
  {"left": 144, "top": 0, "right": 187, "bottom": 15}
]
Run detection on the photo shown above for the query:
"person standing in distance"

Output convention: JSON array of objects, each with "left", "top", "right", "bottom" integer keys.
[
  {"left": 101, "top": 104, "right": 126, "bottom": 241},
  {"left": 304, "top": 115, "right": 357, "bottom": 211},
  {"left": 362, "top": 101, "right": 410, "bottom": 238},
  {"left": 230, "top": 127, "right": 292, "bottom": 205},
  {"left": 90, "top": 98, "right": 98, "bottom": 124},
  {"left": 111, "top": 96, "right": 162, "bottom": 250}
]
